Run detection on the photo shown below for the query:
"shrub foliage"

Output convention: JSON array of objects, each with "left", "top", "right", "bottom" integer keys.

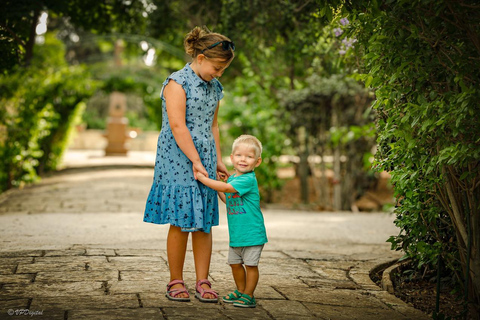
[{"left": 336, "top": 0, "right": 480, "bottom": 313}]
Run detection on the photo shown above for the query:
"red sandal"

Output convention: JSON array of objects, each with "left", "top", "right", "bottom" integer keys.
[
  {"left": 195, "top": 279, "right": 218, "bottom": 303},
  {"left": 166, "top": 279, "right": 190, "bottom": 302}
]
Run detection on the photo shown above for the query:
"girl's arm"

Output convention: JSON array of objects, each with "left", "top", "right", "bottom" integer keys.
[
  {"left": 197, "top": 172, "right": 236, "bottom": 194},
  {"left": 164, "top": 81, "right": 208, "bottom": 177},
  {"left": 212, "top": 102, "right": 229, "bottom": 179}
]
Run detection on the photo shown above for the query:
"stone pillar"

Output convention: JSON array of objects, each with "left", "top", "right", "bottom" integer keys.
[{"left": 104, "top": 91, "right": 129, "bottom": 156}]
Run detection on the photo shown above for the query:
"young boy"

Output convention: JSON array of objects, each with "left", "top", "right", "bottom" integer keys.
[{"left": 196, "top": 134, "right": 267, "bottom": 308}]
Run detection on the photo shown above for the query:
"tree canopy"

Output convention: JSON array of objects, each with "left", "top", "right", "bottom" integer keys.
[{"left": 0, "top": 0, "right": 151, "bottom": 73}]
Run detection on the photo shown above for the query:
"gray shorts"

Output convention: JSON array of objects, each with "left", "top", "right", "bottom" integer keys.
[{"left": 228, "top": 245, "right": 264, "bottom": 266}]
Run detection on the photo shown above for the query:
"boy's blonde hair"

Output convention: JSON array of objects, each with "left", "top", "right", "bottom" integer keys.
[{"left": 232, "top": 135, "right": 262, "bottom": 158}]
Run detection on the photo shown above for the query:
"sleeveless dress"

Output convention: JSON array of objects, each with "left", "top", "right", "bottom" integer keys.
[{"left": 143, "top": 63, "right": 224, "bottom": 233}]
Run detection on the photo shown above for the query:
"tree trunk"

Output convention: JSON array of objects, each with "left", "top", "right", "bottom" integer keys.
[
  {"left": 318, "top": 110, "right": 330, "bottom": 208},
  {"left": 333, "top": 145, "right": 341, "bottom": 210},
  {"left": 318, "top": 145, "right": 330, "bottom": 208},
  {"left": 332, "top": 104, "right": 341, "bottom": 211},
  {"left": 440, "top": 164, "right": 480, "bottom": 315},
  {"left": 24, "top": 8, "right": 40, "bottom": 66},
  {"left": 342, "top": 143, "right": 356, "bottom": 211},
  {"left": 298, "top": 127, "right": 309, "bottom": 204}
]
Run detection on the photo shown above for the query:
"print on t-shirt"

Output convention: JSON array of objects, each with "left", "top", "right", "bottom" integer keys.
[{"left": 227, "top": 194, "right": 246, "bottom": 215}]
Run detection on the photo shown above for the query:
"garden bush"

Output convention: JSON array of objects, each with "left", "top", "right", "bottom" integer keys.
[
  {"left": 333, "top": 0, "right": 480, "bottom": 315},
  {"left": 0, "top": 33, "right": 97, "bottom": 191}
]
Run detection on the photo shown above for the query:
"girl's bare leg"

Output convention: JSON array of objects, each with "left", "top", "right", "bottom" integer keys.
[
  {"left": 167, "top": 225, "right": 189, "bottom": 298},
  {"left": 192, "top": 230, "right": 215, "bottom": 299}
]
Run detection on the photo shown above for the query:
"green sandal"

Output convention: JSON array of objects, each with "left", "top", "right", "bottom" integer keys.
[
  {"left": 233, "top": 293, "right": 256, "bottom": 308},
  {"left": 222, "top": 290, "right": 242, "bottom": 303}
]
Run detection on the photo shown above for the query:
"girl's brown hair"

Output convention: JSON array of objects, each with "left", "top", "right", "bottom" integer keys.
[{"left": 184, "top": 26, "right": 234, "bottom": 62}]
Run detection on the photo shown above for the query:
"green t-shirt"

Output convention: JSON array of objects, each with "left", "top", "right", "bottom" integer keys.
[{"left": 225, "top": 171, "right": 268, "bottom": 247}]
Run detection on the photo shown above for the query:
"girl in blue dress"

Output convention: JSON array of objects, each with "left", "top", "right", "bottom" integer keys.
[{"left": 143, "top": 26, "right": 234, "bottom": 303}]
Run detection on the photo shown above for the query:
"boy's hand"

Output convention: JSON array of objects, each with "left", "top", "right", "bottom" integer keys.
[
  {"left": 217, "top": 172, "right": 227, "bottom": 181},
  {"left": 217, "top": 162, "right": 230, "bottom": 179}
]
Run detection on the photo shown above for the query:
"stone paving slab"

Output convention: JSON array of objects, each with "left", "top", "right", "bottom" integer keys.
[
  {"left": 0, "top": 258, "right": 33, "bottom": 276},
  {"left": 0, "top": 274, "right": 34, "bottom": 285},
  {"left": 303, "top": 303, "right": 410, "bottom": 320},
  {"left": 0, "top": 309, "right": 65, "bottom": 320},
  {"left": 113, "top": 249, "right": 167, "bottom": 257},
  {"left": 300, "top": 277, "right": 360, "bottom": 290},
  {"left": 34, "top": 270, "right": 119, "bottom": 283},
  {"left": 258, "top": 274, "right": 309, "bottom": 288},
  {"left": 0, "top": 281, "right": 106, "bottom": 298},
  {"left": 0, "top": 252, "right": 43, "bottom": 258},
  {"left": 30, "top": 294, "right": 140, "bottom": 309},
  {"left": 259, "top": 300, "right": 318, "bottom": 319},
  {"left": 275, "top": 287, "right": 388, "bottom": 309},
  {"left": 119, "top": 271, "right": 171, "bottom": 281},
  {"left": 68, "top": 308, "right": 163, "bottom": 320},
  {"left": 16, "top": 256, "right": 110, "bottom": 273},
  {"left": 218, "top": 305, "right": 272, "bottom": 320},
  {"left": 85, "top": 249, "right": 116, "bottom": 256},
  {"left": 109, "top": 280, "right": 166, "bottom": 295},
  {"left": 309, "top": 266, "right": 351, "bottom": 281},
  {"left": 0, "top": 298, "right": 30, "bottom": 310}
]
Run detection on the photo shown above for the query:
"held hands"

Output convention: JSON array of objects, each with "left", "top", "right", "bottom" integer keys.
[
  {"left": 193, "top": 161, "right": 229, "bottom": 181},
  {"left": 196, "top": 172, "right": 206, "bottom": 181},
  {"left": 216, "top": 161, "right": 229, "bottom": 181},
  {"left": 192, "top": 161, "right": 208, "bottom": 180}
]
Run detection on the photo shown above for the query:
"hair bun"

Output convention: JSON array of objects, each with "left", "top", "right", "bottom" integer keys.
[
  {"left": 184, "top": 26, "right": 209, "bottom": 57},
  {"left": 186, "top": 26, "right": 208, "bottom": 44}
]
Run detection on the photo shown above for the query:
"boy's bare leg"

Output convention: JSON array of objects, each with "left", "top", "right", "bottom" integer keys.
[
  {"left": 192, "top": 230, "right": 215, "bottom": 299},
  {"left": 243, "top": 265, "right": 259, "bottom": 297},
  {"left": 230, "top": 263, "right": 246, "bottom": 293},
  {"left": 167, "top": 225, "right": 189, "bottom": 298}
]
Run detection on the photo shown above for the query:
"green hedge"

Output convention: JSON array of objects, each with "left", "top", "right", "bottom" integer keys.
[
  {"left": 335, "top": 0, "right": 480, "bottom": 312},
  {"left": 0, "top": 33, "right": 97, "bottom": 192}
]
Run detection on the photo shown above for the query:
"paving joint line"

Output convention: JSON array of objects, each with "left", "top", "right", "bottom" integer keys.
[
  {"left": 271, "top": 286, "right": 289, "bottom": 300},
  {"left": 136, "top": 293, "right": 143, "bottom": 308}
]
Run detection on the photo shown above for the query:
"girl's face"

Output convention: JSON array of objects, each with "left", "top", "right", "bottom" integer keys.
[
  {"left": 196, "top": 55, "right": 231, "bottom": 82},
  {"left": 230, "top": 143, "right": 262, "bottom": 175}
]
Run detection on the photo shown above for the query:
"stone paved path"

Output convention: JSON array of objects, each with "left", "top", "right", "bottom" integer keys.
[{"left": 0, "top": 153, "right": 430, "bottom": 320}]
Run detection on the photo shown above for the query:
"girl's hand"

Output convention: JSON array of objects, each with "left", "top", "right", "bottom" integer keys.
[
  {"left": 216, "top": 161, "right": 229, "bottom": 181},
  {"left": 193, "top": 162, "right": 208, "bottom": 180}
]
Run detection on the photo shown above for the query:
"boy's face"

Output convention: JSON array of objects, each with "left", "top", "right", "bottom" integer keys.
[{"left": 230, "top": 143, "right": 262, "bottom": 175}]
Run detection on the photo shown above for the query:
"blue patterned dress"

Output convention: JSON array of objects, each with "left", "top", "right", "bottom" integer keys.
[{"left": 143, "top": 63, "right": 224, "bottom": 233}]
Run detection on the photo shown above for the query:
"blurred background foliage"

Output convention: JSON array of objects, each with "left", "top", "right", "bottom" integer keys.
[{"left": 1, "top": 0, "right": 374, "bottom": 209}]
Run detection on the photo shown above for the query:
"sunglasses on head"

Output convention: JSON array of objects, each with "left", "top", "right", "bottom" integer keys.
[{"left": 201, "top": 41, "right": 235, "bottom": 54}]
